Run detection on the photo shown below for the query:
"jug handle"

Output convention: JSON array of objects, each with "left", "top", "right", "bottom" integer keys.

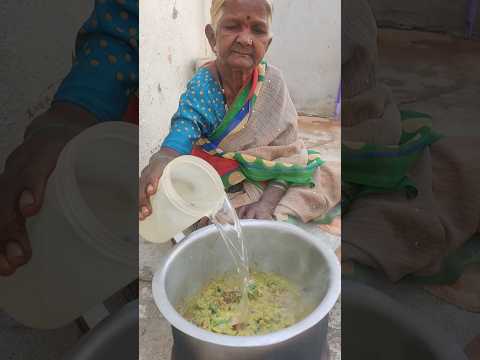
[{"left": 173, "top": 232, "right": 186, "bottom": 244}]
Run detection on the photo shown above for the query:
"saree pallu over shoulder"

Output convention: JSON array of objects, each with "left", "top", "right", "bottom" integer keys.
[
  {"left": 196, "top": 62, "right": 323, "bottom": 188},
  {"left": 221, "top": 63, "right": 299, "bottom": 152},
  {"left": 205, "top": 64, "right": 264, "bottom": 148},
  {"left": 198, "top": 63, "right": 298, "bottom": 152}
]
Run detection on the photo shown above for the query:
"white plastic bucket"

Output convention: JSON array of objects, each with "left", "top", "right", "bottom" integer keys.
[
  {"left": 139, "top": 156, "right": 225, "bottom": 244},
  {"left": 0, "top": 122, "right": 138, "bottom": 329}
]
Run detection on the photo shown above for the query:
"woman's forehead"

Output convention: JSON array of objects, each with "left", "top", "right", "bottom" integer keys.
[{"left": 221, "top": 0, "right": 270, "bottom": 20}]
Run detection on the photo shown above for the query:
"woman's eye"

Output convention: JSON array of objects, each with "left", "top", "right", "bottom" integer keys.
[
  {"left": 224, "top": 24, "right": 239, "bottom": 30},
  {"left": 252, "top": 27, "right": 267, "bottom": 34}
]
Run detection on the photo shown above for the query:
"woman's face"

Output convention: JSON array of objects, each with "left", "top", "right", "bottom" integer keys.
[{"left": 208, "top": 0, "right": 272, "bottom": 71}]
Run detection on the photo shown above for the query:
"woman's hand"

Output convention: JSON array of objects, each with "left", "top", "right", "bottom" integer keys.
[
  {"left": 237, "top": 182, "right": 287, "bottom": 220},
  {"left": 138, "top": 148, "right": 180, "bottom": 220},
  {"left": 0, "top": 103, "right": 96, "bottom": 276},
  {"left": 238, "top": 200, "right": 276, "bottom": 220}
]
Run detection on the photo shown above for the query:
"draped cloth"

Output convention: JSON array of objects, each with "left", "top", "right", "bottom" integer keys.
[{"left": 342, "top": 0, "right": 480, "bottom": 312}]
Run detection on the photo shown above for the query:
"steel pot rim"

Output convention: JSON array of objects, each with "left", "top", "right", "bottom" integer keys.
[{"left": 153, "top": 220, "right": 341, "bottom": 348}]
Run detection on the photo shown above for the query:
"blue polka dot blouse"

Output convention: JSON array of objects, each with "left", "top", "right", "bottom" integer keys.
[{"left": 53, "top": 0, "right": 138, "bottom": 122}]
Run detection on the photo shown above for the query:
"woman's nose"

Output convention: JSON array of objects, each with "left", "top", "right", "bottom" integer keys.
[{"left": 237, "top": 30, "right": 253, "bottom": 46}]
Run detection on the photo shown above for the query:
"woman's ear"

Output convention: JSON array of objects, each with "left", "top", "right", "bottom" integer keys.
[{"left": 205, "top": 25, "right": 216, "bottom": 53}]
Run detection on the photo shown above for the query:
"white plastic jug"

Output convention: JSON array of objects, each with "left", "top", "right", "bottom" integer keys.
[
  {"left": 0, "top": 122, "right": 138, "bottom": 329},
  {"left": 139, "top": 156, "right": 225, "bottom": 244}
]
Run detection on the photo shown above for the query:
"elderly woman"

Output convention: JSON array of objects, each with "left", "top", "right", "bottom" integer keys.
[{"left": 139, "top": 0, "right": 339, "bottom": 224}]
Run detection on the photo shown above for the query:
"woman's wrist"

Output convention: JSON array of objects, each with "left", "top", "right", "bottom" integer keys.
[
  {"left": 269, "top": 180, "right": 289, "bottom": 191},
  {"left": 149, "top": 147, "right": 180, "bottom": 165},
  {"left": 24, "top": 102, "right": 97, "bottom": 143},
  {"left": 261, "top": 181, "right": 288, "bottom": 208}
]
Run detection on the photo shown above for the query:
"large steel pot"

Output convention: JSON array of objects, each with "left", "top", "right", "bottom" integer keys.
[
  {"left": 62, "top": 300, "right": 138, "bottom": 360},
  {"left": 153, "top": 220, "right": 340, "bottom": 360},
  {"left": 342, "top": 280, "right": 468, "bottom": 360}
]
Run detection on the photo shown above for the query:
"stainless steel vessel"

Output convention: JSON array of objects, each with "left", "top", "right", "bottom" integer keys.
[
  {"left": 342, "top": 280, "right": 468, "bottom": 360},
  {"left": 63, "top": 301, "right": 138, "bottom": 360},
  {"left": 153, "top": 220, "right": 341, "bottom": 360}
]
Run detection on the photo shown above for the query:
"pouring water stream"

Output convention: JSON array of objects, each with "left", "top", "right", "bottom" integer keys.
[{"left": 209, "top": 197, "right": 251, "bottom": 326}]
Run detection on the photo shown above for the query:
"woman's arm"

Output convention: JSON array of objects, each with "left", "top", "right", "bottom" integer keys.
[{"left": 262, "top": 181, "right": 288, "bottom": 207}]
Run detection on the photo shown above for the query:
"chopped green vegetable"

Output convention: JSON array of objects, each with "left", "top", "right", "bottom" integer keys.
[
  {"left": 177, "top": 271, "right": 314, "bottom": 336},
  {"left": 212, "top": 318, "right": 230, "bottom": 326}
]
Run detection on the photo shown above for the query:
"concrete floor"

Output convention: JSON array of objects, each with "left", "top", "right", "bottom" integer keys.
[
  {"left": 365, "top": 29, "right": 480, "bottom": 349},
  {"left": 377, "top": 29, "right": 480, "bottom": 137}
]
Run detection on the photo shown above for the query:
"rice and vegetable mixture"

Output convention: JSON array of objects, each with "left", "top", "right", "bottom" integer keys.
[{"left": 178, "top": 271, "right": 312, "bottom": 336}]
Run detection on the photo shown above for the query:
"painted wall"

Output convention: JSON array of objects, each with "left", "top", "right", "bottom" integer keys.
[
  {"left": 139, "top": 0, "right": 210, "bottom": 170},
  {"left": 266, "top": 0, "right": 341, "bottom": 117},
  {"left": 0, "top": 1, "right": 92, "bottom": 170},
  {"left": 367, "top": 0, "right": 480, "bottom": 35}
]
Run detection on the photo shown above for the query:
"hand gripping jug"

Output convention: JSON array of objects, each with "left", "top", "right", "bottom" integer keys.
[
  {"left": 139, "top": 156, "right": 226, "bottom": 244},
  {"left": 0, "top": 122, "right": 138, "bottom": 329}
]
